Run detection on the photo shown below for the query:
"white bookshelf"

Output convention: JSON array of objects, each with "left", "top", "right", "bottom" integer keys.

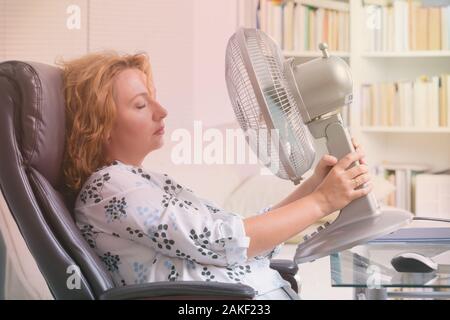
[
  {"left": 245, "top": 0, "right": 450, "bottom": 172},
  {"left": 284, "top": 50, "right": 350, "bottom": 57},
  {"left": 296, "top": 0, "right": 350, "bottom": 11},
  {"left": 348, "top": 0, "right": 450, "bottom": 173},
  {"left": 361, "top": 126, "right": 450, "bottom": 133},
  {"left": 362, "top": 51, "right": 450, "bottom": 58}
]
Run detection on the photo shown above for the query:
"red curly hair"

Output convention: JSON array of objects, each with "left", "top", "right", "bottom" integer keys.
[{"left": 58, "top": 51, "right": 153, "bottom": 197}]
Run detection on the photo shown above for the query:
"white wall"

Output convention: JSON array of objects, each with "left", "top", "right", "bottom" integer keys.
[
  {"left": 88, "top": 0, "right": 197, "bottom": 133},
  {"left": 193, "top": 0, "right": 238, "bottom": 127},
  {"left": 0, "top": 0, "right": 241, "bottom": 130},
  {"left": 0, "top": 0, "right": 246, "bottom": 196},
  {"left": 0, "top": 0, "right": 88, "bottom": 62}
]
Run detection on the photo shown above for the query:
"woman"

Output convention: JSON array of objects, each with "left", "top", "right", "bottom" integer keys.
[{"left": 61, "top": 51, "right": 372, "bottom": 300}]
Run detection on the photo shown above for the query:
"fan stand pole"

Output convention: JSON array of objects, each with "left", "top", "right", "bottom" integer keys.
[
  {"left": 294, "top": 112, "right": 412, "bottom": 263},
  {"left": 307, "top": 112, "right": 380, "bottom": 222}
]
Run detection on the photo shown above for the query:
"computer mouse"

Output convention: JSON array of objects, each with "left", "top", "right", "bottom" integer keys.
[{"left": 391, "top": 252, "right": 438, "bottom": 273}]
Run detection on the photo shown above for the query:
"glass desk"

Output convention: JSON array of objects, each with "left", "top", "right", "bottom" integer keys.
[{"left": 330, "top": 242, "right": 450, "bottom": 299}]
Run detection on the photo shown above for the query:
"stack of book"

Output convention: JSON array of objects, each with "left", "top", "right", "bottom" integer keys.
[
  {"left": 364, "top": 0, "right": 450, "bottom": 52},
  {"left": 375, "top": 162, "right": 429, "bottom": 212},
  {"left": 416, "top": 173, "right": 450, "bottom": 220},
  {"left": 360, "top": 75, "right": 450, "bottom": 128},
  {"left": 257, "top": 0, "right": 350, "bottom": 51}
]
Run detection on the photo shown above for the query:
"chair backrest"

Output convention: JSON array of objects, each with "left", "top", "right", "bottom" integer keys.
[{"left": 0, "top": 61, "right": 115, "bottom": 299}]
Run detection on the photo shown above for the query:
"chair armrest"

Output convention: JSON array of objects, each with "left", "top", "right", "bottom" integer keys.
[
  {"left": 270, "top": 259, "right": 299, "bottom": 294},
  {"left": 270, "top": 259, "right": 298, "bottom": 275},
  {"left": 99, "top": 281, "right": 256, "bottom": 300}
]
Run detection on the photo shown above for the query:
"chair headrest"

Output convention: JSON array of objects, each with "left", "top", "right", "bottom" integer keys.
[{"left": 0, "top": 61, "right": 66, "bottom": 188}]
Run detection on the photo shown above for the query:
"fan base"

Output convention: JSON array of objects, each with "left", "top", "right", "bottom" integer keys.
[{"left": 294, "top": 206, "right": 413, "bottom": 264}]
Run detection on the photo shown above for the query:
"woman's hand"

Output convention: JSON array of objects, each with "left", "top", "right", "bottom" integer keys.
[
  {"left": 309, "top": 137, "right": 367, "bottom": 191},
  {"left": 311, "top": 149, "right": 373, "bottom": 219},
  {"left": 270, "top": 137, "right": 369, "bottom": 211}
]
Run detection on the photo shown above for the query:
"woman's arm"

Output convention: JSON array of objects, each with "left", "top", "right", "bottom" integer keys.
[
  {"left": 271, "top": 137, "right": 366, "bottom": 211},
  {"left": 244, "top": 192, "right": 325, "bottom": 258},
  {"left": 243, "top": 150, "right": 373, "bottom": 258},
  {"left": 270, "top": 176, "right": 318, "bottom": 210}
]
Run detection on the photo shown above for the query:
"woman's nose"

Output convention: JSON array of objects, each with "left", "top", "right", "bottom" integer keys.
[{"left": 153, "top": 100, "right": 168, "bottom": 120}]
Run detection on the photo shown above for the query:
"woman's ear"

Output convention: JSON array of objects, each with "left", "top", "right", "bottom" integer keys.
[
  {"left": 102, "top": 135, "right": 111, "bottom": 151},
  {"left": 105, "top": 131, "right": 112, "bottom": 143}
]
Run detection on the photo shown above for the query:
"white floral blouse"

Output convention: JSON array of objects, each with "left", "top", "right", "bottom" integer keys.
[{"left": 74, "top": 160, "right": 290, "bottom": 296}]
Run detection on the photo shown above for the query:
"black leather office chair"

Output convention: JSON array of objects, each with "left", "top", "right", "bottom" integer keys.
[{"left": 0, "top": 60, "right": 299, "bottom": 299}]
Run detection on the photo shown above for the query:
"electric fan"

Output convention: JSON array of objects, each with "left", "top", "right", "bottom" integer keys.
[{"left": 225, "top": 28, "right": 412, "bottom": 264}]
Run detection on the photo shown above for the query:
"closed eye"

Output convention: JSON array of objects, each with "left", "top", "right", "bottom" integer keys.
[{"left": 137, "top": 104, "right": 146, "bottom": 109}]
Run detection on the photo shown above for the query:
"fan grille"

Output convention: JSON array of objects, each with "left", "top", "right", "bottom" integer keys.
[{"left": 225, "top": 28, "right": 315, "bottom": 181}]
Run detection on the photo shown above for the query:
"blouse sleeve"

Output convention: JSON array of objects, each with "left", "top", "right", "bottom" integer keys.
[
  {"left": 76, "top": 168, "right": 251, "bottom": 268},
  {"left": 198, "top": 198, "right": 283, "bottom": 260}
]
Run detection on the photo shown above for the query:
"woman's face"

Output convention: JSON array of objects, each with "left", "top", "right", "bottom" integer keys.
[{"left": 105, "top": 68, "right": 168, "bottom": 166}]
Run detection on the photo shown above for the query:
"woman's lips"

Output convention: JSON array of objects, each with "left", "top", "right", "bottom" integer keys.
[{"left": 154, "top": 126, "right": 165, "bottom": 135}]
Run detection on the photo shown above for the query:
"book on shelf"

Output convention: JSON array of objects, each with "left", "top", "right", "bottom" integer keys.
[
  {"left": 374, "top": 162, "right": 430, "bottom": 213},
  {"left": 360, "top": 74, "right": 450, "bottom": 128},
  {"left": 415, "top": 172, "right": 450, "bottom": 220},
  {"left": 364, "top": 0, "right": 450, "bottom": 52},
  {"left": 257, "top": 0, "right": 350, "bottom": 52}
]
